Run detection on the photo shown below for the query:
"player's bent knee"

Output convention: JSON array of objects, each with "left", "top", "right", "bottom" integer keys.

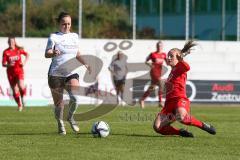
[
  {"left": 55, "top": 101, "right": 64, "bottom": 107},
  {"left": 176, "top": 115, "right": 185, "bottom": 122},
  {"left": 153, "top": 121, "right": 162, "bottom": 133},
  {"left": 175, "top": 111, "right": 186, "bottom": 122},
  {"left": 153, "top": 125, "right": 166, "bottom": 135},
  {"left": 153, "top": 124, "right": 158, "bottom": 133}
]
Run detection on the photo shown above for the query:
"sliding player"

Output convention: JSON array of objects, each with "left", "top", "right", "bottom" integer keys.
[{"left": 153, "top": 41, "right": 216, "bottom": 137}]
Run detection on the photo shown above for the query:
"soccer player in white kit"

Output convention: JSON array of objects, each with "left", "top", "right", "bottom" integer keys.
[{"left": 45, "top": 12, "right": 91, "bottom": 135}]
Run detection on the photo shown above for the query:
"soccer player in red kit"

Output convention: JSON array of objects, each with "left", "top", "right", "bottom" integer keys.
[
  {"left": 140, "top": 41, "right": 167, "bottom": 108},
  {"left": 153, "top": 41, "right": 216, "bottom": 137},
  {"left": 2, "top": 37, "right": 29, "bottom": 111}
]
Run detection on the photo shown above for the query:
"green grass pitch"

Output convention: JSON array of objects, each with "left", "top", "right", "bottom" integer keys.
[{"left": 0, "top": 104, "right": 240, "bottom": 160}]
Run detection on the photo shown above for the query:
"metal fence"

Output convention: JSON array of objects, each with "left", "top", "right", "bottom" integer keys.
[{"left": 5, "top": 0, "right": 240, "bottom": 40}]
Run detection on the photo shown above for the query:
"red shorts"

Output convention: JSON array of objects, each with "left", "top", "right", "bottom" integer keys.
[
  {"left": 160, "top": 97, "right": 190, "bottom": 115},
  {"left": 151, "top": 77, "right": 160, "bottom": 85},
  {"left": 7, "top": 73, "right": 24, "bottom": 86},
  {"left": 150, "top": 73, "right": 161, "bottom": 85}
]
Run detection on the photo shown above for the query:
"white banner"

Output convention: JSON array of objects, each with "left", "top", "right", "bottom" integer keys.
[{"left": 0, "top": 38, "right": 239, "bottom": 106}]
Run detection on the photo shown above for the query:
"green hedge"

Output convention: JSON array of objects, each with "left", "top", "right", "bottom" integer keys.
[{"left": 0, "top": 0, "right": 132, "bottom": 38}]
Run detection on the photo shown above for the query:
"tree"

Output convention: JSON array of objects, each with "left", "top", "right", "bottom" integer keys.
[{"left": 0, "top": 0, "right": 132, "bottom": 38}]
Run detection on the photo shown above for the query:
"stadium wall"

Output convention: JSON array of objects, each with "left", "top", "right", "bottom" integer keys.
[{"left": 0, "top": 38, "right": 240, "bottom": 106}]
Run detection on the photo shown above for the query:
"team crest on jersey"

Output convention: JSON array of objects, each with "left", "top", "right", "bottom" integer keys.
[{"left": 9, "top": 56, "right": 19, "bottom": 61}]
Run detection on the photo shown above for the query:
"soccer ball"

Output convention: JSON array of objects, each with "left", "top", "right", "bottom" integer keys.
[{"left": 91, "top": 121, "right": 110, "bottom": 138}]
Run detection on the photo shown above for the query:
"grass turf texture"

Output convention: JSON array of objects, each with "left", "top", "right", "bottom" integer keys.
[{"left": 0, "top": 104, "right": 239, "bottom": 160}]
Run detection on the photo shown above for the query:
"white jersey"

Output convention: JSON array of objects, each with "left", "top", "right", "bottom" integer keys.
[{"left": 46, "top": 32, "right": 80, "bottom": 77}]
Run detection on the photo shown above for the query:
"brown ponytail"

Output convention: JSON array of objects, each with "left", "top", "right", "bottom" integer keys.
[
  {"left": 56, "top": 11, "right": 71, "bottom": 23},
  {"left": 181, "top": 40, "right": 197, "bottom": 56}
]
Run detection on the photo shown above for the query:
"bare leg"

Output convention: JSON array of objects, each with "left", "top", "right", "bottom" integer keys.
[
  {"left": 119, "top": 84, "right": 125, "bottom": 106},
  {"left": 140, "top": 84, "right": 155, "bottom": 109},
  {"left": 153, "top": 112, "right": 194, "bottom": 137},
  {"left": 18, "top": 79, "right": 26, "bottom": 107},
  {"left": 116, "top": 87, "right": 120, "bottom": 105},
  {"left": 11, "top": 83, "right": 22, "bottom": 111},
  {"left": 158, "top": 80, "right": 165, "bottom": 107},
  {"left": 153, "top": 113, "right": 179, "bottom": 135}
]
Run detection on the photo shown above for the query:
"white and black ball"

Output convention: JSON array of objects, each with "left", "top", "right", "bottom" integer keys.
[{"left": 91, "top": 121, "right": 110, "bottom": 138}]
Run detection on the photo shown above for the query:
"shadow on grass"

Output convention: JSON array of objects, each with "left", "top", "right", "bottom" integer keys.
[
  {"left": 110, "top": 133, "right": 166, "bottom": 138},
  {"left": 0, "top": 132, "right": 181, "bottom": 138}
]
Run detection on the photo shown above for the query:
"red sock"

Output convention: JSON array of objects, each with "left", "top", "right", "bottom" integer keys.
[
  {"left": 181, "top": 115, "right": 203, "bottom": 128},
  {"left": 13, "top": 93, "right": 22, "bottom": 107},
  {"left": 21, "top": 87, "right": 26, "bottom": 96},
  {"left": 141, "top": 90, "right": 150, "bottom": 101},
  {"left": 157, "top": 125, "right": 180, "bottom": 135}
]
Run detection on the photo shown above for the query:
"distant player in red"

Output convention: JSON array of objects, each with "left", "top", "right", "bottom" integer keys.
[
  {"left": 2, "top": 37, "right": 29, "bottom": 111},
  {"left": 153, "top": 40, "right": 216, "bottom": 137},
  {"left": 140, "top": 41, "right": 167, "bottom": 108}
]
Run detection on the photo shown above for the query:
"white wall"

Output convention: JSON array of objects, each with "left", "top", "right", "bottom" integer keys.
[{"left": 0, "top": 38, "right": 239, "bottom": 106}]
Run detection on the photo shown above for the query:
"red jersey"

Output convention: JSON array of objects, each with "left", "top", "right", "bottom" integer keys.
[
  {"left": 165, "top": 61, "right": 190, "bottom": 100},
  {"left": 2, "top": 47, "right": 28, "bottom": 75},
  {"left": 146, "top": 51, "right": 166, "bottom": 78}
]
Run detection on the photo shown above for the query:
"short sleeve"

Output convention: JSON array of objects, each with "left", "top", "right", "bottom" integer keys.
[
  {"left": 74, "top": 33, "right": 80, "bottom": 51},
  {"left": 45, "top": 34, "right": 55, "bottom": 51},
  {"left": 175, "top": 61, "right": 190, "bottom": 74},
  {"left": 19, "top": 49, "right": 28, "bottom": 56},
  {"left": 146, "top": 53, "right": 152, "bottom": 62}
]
